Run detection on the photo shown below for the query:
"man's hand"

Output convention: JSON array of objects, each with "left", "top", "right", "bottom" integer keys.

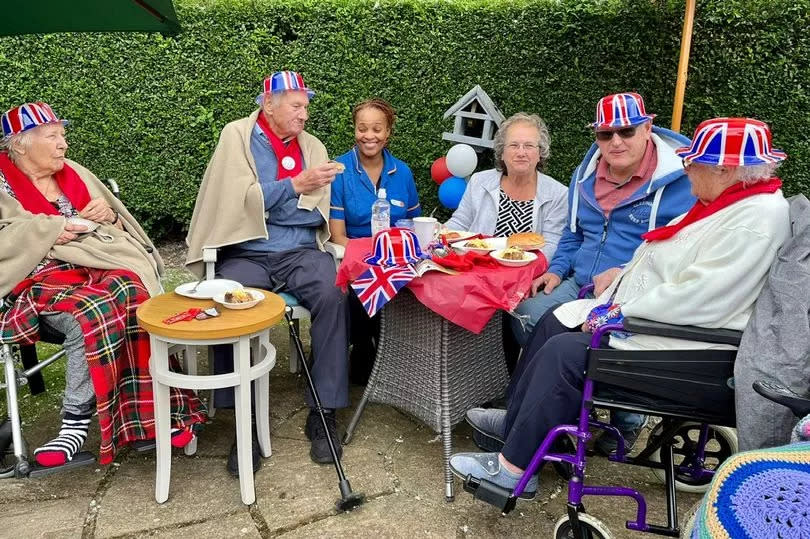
[
  {"left": 530, "top": 272, "right": 561, "bottom": 297},
  {"left": 55, "top": 223, "right": 88, "bottom": 245},
  {"left": 79, "top": 198, "right": 115, "bottom": 223},
  {"left": 593, "top": 267, "right": 622, "bottom": 297},
  {"left": 291, "top": 162, "right": 342, "bottom": 194}
]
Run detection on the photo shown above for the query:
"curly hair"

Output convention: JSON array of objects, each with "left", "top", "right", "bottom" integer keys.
[{"left": 352, "top": 98, "right": 396, "bottom": 131}]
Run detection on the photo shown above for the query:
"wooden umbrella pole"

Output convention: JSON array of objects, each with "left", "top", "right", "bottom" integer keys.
[{"left": 671, "top": 0, "right": 697, "bottom": 133}]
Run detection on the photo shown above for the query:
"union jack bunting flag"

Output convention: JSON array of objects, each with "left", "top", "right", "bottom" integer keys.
[
  {"left": 1, "top": 102, "right": 66, "bottom": 138},
  {"left": 351, "top": 264, "right": 417, "bottom": 317},
  {"left": 591, "top": 92, "right": 655, "bottom": 129},
  {"left": 676, "top": 117, "right": 787, "bottom": 167},
  {"left": 255, "top": 71, "right": 315, "bottom": 104}
]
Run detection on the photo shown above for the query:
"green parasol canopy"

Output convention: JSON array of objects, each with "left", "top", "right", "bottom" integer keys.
[{"left": 1, "top": 0, "right": 181, "bottom": 36}]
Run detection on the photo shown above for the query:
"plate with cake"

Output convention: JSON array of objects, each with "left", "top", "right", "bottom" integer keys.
[{"left": 490, "top": 246, "right": 538, "bottom": 267}]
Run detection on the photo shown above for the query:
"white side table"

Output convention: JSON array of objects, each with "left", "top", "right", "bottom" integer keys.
[{"left": 137, "top": 290, "right": 285, "bottom": 505}]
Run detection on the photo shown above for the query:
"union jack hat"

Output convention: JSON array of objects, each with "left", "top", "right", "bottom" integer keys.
[
  {"left": 1, "top": 102, "right": 68, "bottom": 139},
  {"left": 364, "top": 228, "right": 425, "bottom": 266},
  {"left": 676, "top": 117, "right": 787, "bottom": 167},
  {"left": 591, "top": 92, "right": 655, "bottom": 129},
  {"left": 254, "top": 71, "right": 316, "bottom": 105}
]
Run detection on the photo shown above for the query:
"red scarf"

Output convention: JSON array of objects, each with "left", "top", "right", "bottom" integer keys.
[
  {"left": 255, "top": 113, "right": 303, "bottom": 180},
  {"left": 0, "top": 152, "right": 91, "bottom": 215},
  {"left": 642, "top": 178, "right": 782, "bottom": 242}
]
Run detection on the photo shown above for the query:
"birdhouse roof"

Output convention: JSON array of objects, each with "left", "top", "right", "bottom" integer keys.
[{"left": 443, "top": 85, "right": 505, "bottom": 125}]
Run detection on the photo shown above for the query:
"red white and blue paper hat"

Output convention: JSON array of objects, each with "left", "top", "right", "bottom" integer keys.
[
  {"left": 591, "top": 92, "right": 655, "bottom": 129},
  {"left": 676, "top": 117, "right": 787, "bottom": 167},
  {"left": 1, "top": 102, "right": 68, "bottom": 139},
  {"left": 364, "top": 228, "right": 425, "bottom": 266},
  {"left": 254, "top": 71, "right": 316, "bottom": 105}
]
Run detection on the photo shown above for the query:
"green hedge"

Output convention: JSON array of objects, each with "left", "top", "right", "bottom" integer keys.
[{"left": 1, "top": 0, "right": 808, "bottom": 238}]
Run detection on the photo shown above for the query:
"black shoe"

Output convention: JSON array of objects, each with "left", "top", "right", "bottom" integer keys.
[
  {"left": 227, "top": 430, "right": 261, "bottom": 477},
  {"left": 306, "top": 410, "right": 343, "bottom": 464}
]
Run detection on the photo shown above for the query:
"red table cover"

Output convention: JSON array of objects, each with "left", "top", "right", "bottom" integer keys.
[{"left": 335, "top": 238, "right": 548, "bottom": 334}]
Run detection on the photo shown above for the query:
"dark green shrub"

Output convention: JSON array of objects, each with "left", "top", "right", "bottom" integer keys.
[{"left": 1, "top": 0, "right": 807, "bottom": 238}]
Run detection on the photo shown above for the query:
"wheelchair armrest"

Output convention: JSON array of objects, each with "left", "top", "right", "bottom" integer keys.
[
  {"left": 577, "top": 283, "right": 594, "bottom": 299},
  {"left": 622, "top": 317, "right": 743, "bottom": 346},
  {"left": 753, "top": 380, "right": 810, "bottom": 418}
]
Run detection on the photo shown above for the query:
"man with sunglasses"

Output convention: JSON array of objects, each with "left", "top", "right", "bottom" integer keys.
[{"left": 509, "top": 92, "right": 695, "bottom": 454}]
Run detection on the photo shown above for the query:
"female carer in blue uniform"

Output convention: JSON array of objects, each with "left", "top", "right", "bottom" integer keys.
[
  {"left": 329, "top": 98, "right": 420, "bottom": 244},
  {"left": 329, "top": 98, "right": 421, "bottom": 384}
]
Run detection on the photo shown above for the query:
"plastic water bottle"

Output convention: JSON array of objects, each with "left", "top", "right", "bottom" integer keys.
[{"left": 371, "top": 187, "right": 390, "bottom": 237}]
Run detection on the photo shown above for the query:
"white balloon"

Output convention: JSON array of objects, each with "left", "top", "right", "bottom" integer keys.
[{"left": 446, "top": 144, "right": 478, "bottom": 178}]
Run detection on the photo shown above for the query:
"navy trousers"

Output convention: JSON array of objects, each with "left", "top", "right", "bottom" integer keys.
[
  {"left": 213, "top": 247, "right": 350, "bottom": 410},
  {"left": 501, "top": 309, "right": 608, "bottom": 469}
]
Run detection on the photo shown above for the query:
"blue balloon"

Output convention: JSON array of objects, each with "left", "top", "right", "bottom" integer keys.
[{"left": 438, "top": 176, "right": 467, "bottom": 210}]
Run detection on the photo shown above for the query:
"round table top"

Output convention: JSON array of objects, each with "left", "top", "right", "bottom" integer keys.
[{"left": 136, "top": 288, "right": 286, "bottom": 340}]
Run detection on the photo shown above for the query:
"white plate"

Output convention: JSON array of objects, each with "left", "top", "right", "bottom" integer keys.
[
  {"left": 490, "top": 249, "right": 538, "bottom": 267},
  {"left": 213, "top": 289, "right": 265, "bottom": 310},
  {"left": 175, "top": 279, "right": 243, "bottom": 299},
  {"left": 451, "top": 237, "right": 507, "bottom": 255},
  {"left": 66, "top": 216, "right": 99, "bottom": 232}
]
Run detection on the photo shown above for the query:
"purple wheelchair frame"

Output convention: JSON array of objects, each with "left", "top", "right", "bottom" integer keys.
[{"left": 462, "top": 285, "right": 727, "bottom": 538}]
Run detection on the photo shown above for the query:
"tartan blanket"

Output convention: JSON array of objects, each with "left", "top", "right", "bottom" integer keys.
[{"left": 0, "top": 261, "right": 207, "bottom": 464}]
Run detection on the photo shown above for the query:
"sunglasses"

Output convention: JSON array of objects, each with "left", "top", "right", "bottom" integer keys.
[{"left": 595, "top": 126, "right": 638, "bottom": 141}]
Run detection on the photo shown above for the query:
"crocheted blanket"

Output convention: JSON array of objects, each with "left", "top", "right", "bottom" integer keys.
[
  {"left": 691, "top": 441, "right": 810, "bottom": 538},
  {"left": 0, "top": 261, "right": 207, "bottom": 464}
]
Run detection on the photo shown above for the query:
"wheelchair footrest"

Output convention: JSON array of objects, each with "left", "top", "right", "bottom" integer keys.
[
  {"left": 28, "top": 451, "right": 95, "bottom": 478},
  {"left": 462, "top": 475, "right": 517, "bottom": 514}
]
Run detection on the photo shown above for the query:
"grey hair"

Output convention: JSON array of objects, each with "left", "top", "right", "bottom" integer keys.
[
  {"left": 735, "top": 162, "right": 781, "bottom": 186},
  {"left": 0, "top": 130, "right": 34, "bottom": 161},
  {"left": 493, "top": 112, "right": 551, "bottom": 173}
]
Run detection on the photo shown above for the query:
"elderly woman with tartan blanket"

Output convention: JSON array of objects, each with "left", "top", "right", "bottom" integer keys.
[{"left": 0, "top": 102, "right": 206, "bottom": 468}]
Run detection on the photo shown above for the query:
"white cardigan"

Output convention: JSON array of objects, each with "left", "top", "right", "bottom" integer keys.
[
  {"left": 554, "top": 192, "right": 791, "bottom": 350},
  {"left": 444, "top": 169, "right": 569, "bottom": 262}
]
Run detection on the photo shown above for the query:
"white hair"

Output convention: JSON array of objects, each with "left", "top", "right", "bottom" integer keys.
[
  {"left": 735, "top": 162, "right": 781, "bottom": 186},
  {"left": 0, "top": 130, "right": 34, "bottom": 162},
  {"left": 493, "top": 112, "right": 551, "bottom": 173}
]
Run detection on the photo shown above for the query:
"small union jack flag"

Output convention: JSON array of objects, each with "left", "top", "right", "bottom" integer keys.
[
  {"left": 1, "top": 102, "right": 66, "bottom": 138},
  {"left": 591, "top": 92, "right": 655, "bottom": 129},
  {"left": 351, "top": 265, "right": 417, "bottom": 317},
  {"left": 676, "top": 117, "right": 786, "bottom": 167}
]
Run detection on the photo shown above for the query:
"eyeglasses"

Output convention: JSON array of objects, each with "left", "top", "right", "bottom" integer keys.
[
  {"left": 506, "top": 142, "right": 540, "bottom": 151},
  {"left": 595, "top": 126, "right": 638, "bottom": 141}
]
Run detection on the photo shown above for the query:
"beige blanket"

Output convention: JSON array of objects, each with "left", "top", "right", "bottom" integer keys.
[
  {"left": 184, "top": 109, "right": 330, "bottom": 277},
  {"left": 0, "top": 159, "right": 164, "bottom": 297}
]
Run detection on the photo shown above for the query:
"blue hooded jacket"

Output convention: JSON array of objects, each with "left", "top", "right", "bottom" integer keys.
[{"left": 547, "top": 126, "right": 696, "bottom": 286}]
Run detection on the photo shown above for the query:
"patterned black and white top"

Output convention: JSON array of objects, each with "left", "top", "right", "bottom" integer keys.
[{"left": 493, "top": 189, "right": 535, "bottom": 236}]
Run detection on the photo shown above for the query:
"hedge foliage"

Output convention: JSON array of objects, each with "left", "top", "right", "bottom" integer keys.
[{"left": 1, "top": 0, "right": 808, "bottom": 238}]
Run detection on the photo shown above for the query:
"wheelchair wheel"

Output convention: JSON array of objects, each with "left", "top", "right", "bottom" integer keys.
[
  {"left": 649, "top": 422, "right": 737, "bottom": 493},
  {"left": 553, "top": 513, "right": 614, "bottom": 539}
]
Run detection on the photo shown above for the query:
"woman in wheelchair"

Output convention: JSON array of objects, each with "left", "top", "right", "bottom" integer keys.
[
  {"left": 450, "top": 117, "right": 791, "bottom": 498},
  {"left": 0, "top": 102, "right": 206, "bottom": 469}
]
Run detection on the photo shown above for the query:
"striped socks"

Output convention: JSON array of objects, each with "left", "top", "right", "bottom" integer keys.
[{"left": 34, "top": 412, "right": 91, "bottom": 467}]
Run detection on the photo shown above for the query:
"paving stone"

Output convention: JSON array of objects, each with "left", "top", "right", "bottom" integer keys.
[
  {"left": 131, "top": 512, "right": 261, "bottom": 538},
  {"left": 94, "top": 456, "right": 249, "bottom": 538},
  {"left": 0, "top": 496, "right": 89, "bottom": 538}
]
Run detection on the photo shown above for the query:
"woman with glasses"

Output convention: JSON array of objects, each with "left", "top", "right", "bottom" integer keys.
[{"left": 444, "top": 112, "right": 568, "bottom": 264}]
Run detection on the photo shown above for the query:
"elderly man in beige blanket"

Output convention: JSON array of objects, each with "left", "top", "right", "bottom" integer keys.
[{"left": 186, "top": 71, "right": 348, "bottom": 473}]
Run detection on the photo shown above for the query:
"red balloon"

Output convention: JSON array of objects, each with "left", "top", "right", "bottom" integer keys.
[{"left": 431, "top": 156, "right": 452, "bottom": 184}]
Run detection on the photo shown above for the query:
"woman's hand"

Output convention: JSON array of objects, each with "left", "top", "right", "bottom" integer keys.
[
  {"left": 55, "top": 223, "right": 88, "bottom": 245},
  {"left": 79, "top": 198, "right": 116, "bottom": 224}
]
